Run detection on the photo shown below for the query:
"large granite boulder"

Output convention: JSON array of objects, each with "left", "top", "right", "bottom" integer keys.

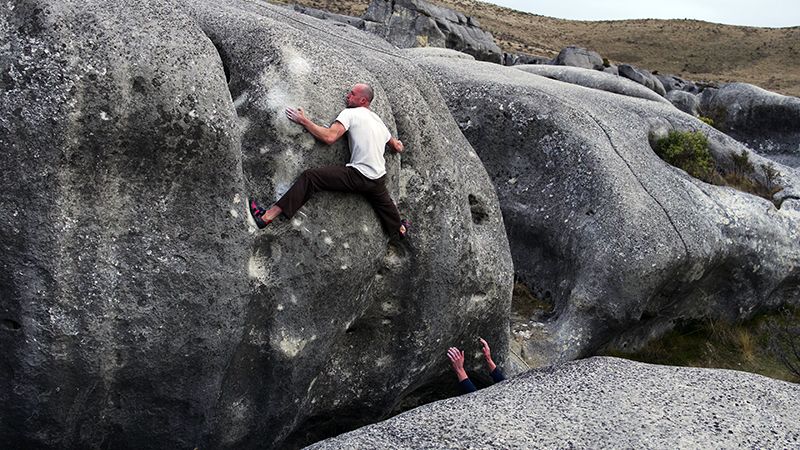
[
  {"left": 407, "top": 50, "right": 800, "bottom": 366},
  {"left": 309, "top": 357, "right": 800, "bottom": 449},
  {"left": 657, "top": 73, "right": 700, "bottom": 94},
  {"left": 619, "top": 63, "right": 667, "bottom": 96},
  {"left": 699, "top": 82, "right": 800, "bottom": 168},
  {"left": 502, "top": 52, "right": 551, "bottom": 66},
  {"left": 292, "top": 4, "right": 365, "bottom": 29},
  {"left": 405, "top": 47, "right": 476, "bottom": 60},
  {"left": 666, "top": 89, "right": 701, "bottom": 116},
  {"left": 0, "top": 1, "right": 513, "bottom": 448},
  {"left": 514, "top": 64, "right": 671, "bottom": 105},
  {"left": 603, "top": 64, "right": 619, "bottom": 76},
  {"left": 363, "top": 0, "right": 502, "bottom": 63},
  {"left": 552, "top": 46, "right": 604, "bottom": 71}
]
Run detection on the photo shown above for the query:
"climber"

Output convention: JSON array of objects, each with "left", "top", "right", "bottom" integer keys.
[
  {"left": 248, "top": 83, "right": 410, "bottom": 238},
  {"left": 447, "top": 337, "right": 506, "bottom": 394}
]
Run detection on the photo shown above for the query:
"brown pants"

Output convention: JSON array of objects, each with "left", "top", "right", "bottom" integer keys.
[{"left": 275, "top": 165, "right": 402, "bottom": 236}]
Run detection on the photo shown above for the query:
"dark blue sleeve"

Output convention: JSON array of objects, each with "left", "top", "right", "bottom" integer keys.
[
  {"left": 459, "top": 378, "right": 477, "bottom": 394},
  {"left": 490, "top": 367, "right": 505, "bottom": 383}
]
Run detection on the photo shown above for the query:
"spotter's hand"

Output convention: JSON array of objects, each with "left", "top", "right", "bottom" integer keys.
[{"left": 479, "top": 337, "right": 491, "bottom": 360}]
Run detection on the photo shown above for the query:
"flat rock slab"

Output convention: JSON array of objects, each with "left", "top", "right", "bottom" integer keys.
[
  {"left": 514, "top": 64, "right": 671, "bottom": 105},
  {"left": 309, "top": 357, "right": 800, "bottom": 449}
]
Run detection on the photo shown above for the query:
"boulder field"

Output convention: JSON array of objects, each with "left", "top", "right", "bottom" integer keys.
[
  {"left": 309, "top": 357, "right": 800, "bottom": 449},
  {"left": 408, "top": 49, "right": 800, "bottom": 366},
  {"left": 0, "top": 1, "right": 511, "bottom": 448},
  {"left": 289, "top": 0, "right": 800, "bottom": 170}
]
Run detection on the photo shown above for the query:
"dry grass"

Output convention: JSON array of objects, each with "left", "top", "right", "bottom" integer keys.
[
  {"left": 511, "top": 281, "right": 554, "bottom": 323},
  {"left": 736, "top": 329, "right": 756, "bottom": 363},
  {"left": 604, "top": 315, "right": 800, "bottom": 384},
  {"left": 272, "top": 0, "right": 800, "bottom": 97}
]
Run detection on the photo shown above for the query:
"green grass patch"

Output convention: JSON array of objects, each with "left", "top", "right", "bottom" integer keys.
[
  {"left": 653, "top": 130, "right": 781, "bottom": 202},
  {"left": 654, "top": 130, "right": 715, "bottom": 181},
  {"left": 699, "top": 116, "right": 715, "bottom": 127}
]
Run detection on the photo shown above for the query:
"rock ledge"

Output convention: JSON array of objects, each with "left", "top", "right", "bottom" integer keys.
[{"left": 309, "top": 357, "right": 800, "bottom": 449}]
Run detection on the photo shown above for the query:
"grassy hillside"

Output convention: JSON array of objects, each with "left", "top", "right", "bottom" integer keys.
[{"left": 272, "top": 0, "right": 800, "bottom": 97}]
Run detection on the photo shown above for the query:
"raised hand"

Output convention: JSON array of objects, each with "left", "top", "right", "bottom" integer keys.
[
  {"left": 479, "top": 337, "right": 491, "bottom": 360},
  {"left": 479, "top": 337, "right": 497, "bottom": 372},
  {"left": 447, "top": 347, "right": 469, "bottom": 381},
  {"left": 447, "top": 347, "right": 465, "bottom": 371}
]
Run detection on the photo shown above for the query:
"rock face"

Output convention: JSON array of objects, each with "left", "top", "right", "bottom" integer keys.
[
  {"left": 553, "top": 46, "right": 604, "bottom": 71},
  {"left": 309, "top": 357, "right": 800, "bottom": 449},
  {"left": 503, "top": 52, "right": 551, "bottom": 66},
  {"left": 406, "top": 47, "right": 476, "bottom": 60},
  {"left": 619, "top": 63, "right": 667, "bottom": 96},
  {"left": 363, "top": 0, "right": 502, "bottom": 63},
  {"left": 409, "top": 50, "right": 800, "bottom": 366},
  {"left": 666, "top": 90, "right": 701, "bottom": 116},
  {"left": 602, "top": 64, "right": 619, "bottom": 76},
  {"left": 514, "top": 64, "right": 671, "bottom": 105},
  {"left": 292, "top": 4, "right": 365, "bottom": 28},
  {"left": 0, "top": 1, "right": 513, "bottom": 448},
  {"left": 657, "top": 73, "right": 700, "bottom": 94},
  {"left": 699, "top": 83, "right": 800, "bottom": 168}
]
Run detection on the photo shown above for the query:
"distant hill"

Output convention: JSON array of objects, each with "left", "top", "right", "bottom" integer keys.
[{"left": 272, "top": 0, "right": 800, "bottom": 97}]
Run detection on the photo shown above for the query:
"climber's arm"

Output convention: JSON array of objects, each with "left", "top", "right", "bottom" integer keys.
[
  {"left": 388, "top": 137, "right": 404, "bottom": 153},
  {"left": 285, "top": 107, "right": 346, "bottom": 145}
]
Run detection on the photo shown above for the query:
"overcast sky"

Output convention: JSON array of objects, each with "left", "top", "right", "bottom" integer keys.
[{"left": 483, "top": 0, "right": 800, "bottom": 28}]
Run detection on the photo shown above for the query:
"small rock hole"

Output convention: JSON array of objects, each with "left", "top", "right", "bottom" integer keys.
[
  {"left": 2, "top": 319, "right": 21, "bottom": 331},
  {"left": 132, "top": 76, "right": 148, "bottom": 95},
  {"left": 468, "top": 194, "right": 488, "bottom": 225}
]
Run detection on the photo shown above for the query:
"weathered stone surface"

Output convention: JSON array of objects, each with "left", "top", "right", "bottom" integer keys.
[
  {"left": 666, "top": 89, "right": 701, "bottom": 116},
  {"left": 699, "top": 82, "right": 800, "bottom": 167},
  {"left": 0, "top": 1, "right": 512, "bottom": 448},
  {"left": 362, "top": 0, "right": 394, "bottom": 23},
  {"left": 363, "top": 0, "right": 502, "bottom": 63},
  {"left": 603, "top": 64, "right": 619, "bottom": 76},
  {"left": 378, "top": 6, "right": 447, "bottom": 49},
  {"left": 619, "top": 63, "right": 667, "bottom": 96},
  {"left": 409, "top": 50, "right": 800, "bottom": 366},
  {"left": 502, "top": 52, "right": 551, "bottom": 66},
  {"left": 405, "top": 47, "right": 475, "bottom": 60},
  {"left": 657, "top": 73, "right": 699, "bottom": 93},
  {"left": 514, "top": 65, "right": 671, "bottom": 105},
  {"left": 553, "top": 46, "right": 604, "bottom": 71},
  {"left": 292, "top": 4, "right": 365, "bottom": 29},
  {"left": 366, "top": 0, "right": 465, "bottom": 25},
  {"left": 309, "top": 357, "right": 800, "bottom": 449}
]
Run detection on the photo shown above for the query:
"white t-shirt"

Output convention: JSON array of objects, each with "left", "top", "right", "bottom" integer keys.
[{"left": 335, "top": 107, "right": 392, "bottom": 180}]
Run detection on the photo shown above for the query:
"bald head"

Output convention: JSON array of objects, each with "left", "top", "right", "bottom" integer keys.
[
  {"left": 346, "top": 83, "right": 375, "bottom": 108},
  {"left": 358, "top": 83, "right": 374, "bottom": 103}
]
